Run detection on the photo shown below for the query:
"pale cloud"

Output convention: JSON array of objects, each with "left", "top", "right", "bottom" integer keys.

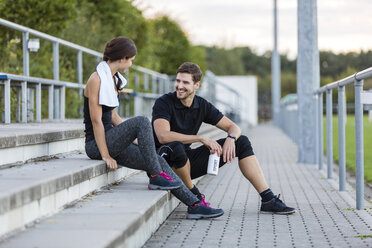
[{"left": 134, "top": 0, "right": 372, "bottom": 58}]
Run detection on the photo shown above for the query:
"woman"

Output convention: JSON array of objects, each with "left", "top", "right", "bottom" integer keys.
[
  {"left": 84, "top": 37, "right": 223, "bottom": 219},
  {"left": 84, "top": 37, "right": 180, "bottom": 190}
]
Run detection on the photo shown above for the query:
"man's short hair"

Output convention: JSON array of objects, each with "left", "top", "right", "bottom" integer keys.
[{"left": 176, "top": 62, "right": 202, "bottom": 84}]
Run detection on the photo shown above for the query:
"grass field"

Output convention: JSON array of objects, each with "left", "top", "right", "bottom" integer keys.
[{"left": 323, "top": 115, "right": 372, "bottom": 183}]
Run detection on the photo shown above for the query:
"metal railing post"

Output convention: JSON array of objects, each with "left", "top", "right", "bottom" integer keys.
[
  {"left": 354, "top": 78, "right": 364, "bottom": 210},
  {"left": 23, "top": 32, "right": 31, "bottom": 123},
  {"left": 134, "top": 73, "right": 140, "bottom": 90},
  {"left": 77, "top": 50, "right": 83, "bottom": 116},
  {"left": 48, "top": 85, "right": 54, "bottom": 121},
  {"left": 338, "top": 86, "right": 346, "bottom": 191},
  {"left": 15, "top": 88, "right": 21, "bottom": 122},
  {"left": 27, "top": 88, "right": 34, "bottom": 122},
  {"left": 22, "top": 32, "right": 29, "bottom": 76},
  {"left": 151, "top": 75, "right": 157, "bottom": 93},
  {"left": 144, "top": 73, "right": 148, "bottom": 91},
  {"left": 53, "top": 42, "right": 59, "bottom": 120},
  {"left": 36, "top": 83, "right": 41, "bottom": 122},
  {"left": 326, "top": 89, "right": 333, "bottom": 179},
  {"left": 318, "top": 92, "right": 324, "bottom": 170},
  {"left": 21, "top": 81, "right": 27, "bottom": 123},
  {"left": 134, "top": 95, "right": 142, "bottom": 116},
  {"left": 314, "top": 94, "right": 319, "bottom": 165},
  {"left": 60, "top": 86, "right": 65, "bottom": 121},
  {"left": 4, "top": 79, "right": 11, "bottom": 124}
]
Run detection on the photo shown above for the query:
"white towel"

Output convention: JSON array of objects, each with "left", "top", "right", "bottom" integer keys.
[{"left": 96, "top": 61, "right": 127, "bottom": 107}]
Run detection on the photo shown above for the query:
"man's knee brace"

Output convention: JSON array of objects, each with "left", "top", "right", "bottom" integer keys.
[
  {"left": 158, "top": 141, "right": 188, "bottom": 169},
  {"left": 235, "top": 135, "right": 254, "bottom": 159}
]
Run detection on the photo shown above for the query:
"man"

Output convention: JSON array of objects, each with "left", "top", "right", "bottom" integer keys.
[{"left": 152, "top": 62, "right": 295, "bottom": 215}]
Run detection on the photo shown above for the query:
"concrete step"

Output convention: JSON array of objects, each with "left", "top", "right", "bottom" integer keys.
[
  {"left": 0, "top": 120, "right": 84, "bottom": 167},
  {"left": 0, "top": 173, "right": 181, "bottom": 248},
  {"left": 0, "top": 121, "right": 221, "bottom": 246},
  {"left": 0, "top": 153, "right": 138, "bottom": 238}
]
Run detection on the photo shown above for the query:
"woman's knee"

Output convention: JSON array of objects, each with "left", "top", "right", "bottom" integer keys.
[{"left": 133, "top": 116, "right": 150, "bottom": 124}]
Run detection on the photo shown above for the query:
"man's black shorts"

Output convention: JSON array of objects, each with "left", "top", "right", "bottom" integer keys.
[{"left": 158, "top": 135, "right": 254, "bottom": 179}]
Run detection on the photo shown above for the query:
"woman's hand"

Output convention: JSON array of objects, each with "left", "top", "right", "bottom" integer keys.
[{"left": 103, "top": 156, "right": 118, "bottom": 171}]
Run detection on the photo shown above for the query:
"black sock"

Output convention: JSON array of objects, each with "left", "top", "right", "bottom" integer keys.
[
  {"left": 190, "top": 185, "right": 202, "bottom": 200},
  {"left": 260, "top": 188, "right": 275, "bottom": 202}
]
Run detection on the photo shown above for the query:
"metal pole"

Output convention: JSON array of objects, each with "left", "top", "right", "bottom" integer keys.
[
  {"left": 354, "top": 79, "right": 364, "bottom": 210},
  {"left": 326, "top": 89, "right": 333, "bottom": 179},
  {"left": 318, "top": 93, "right": 324, "bottom": 170},
  {"left": 338, "top": 86, "right": 346, "bottom": 191},
  {"left": 297, "top": 0, "right": 320, "bottom": 163},
  {"left": 272, "top": 0, "right": 281, "bottom": 125}
]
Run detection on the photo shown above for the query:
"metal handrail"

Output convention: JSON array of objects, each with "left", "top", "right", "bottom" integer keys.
[
  {"left": 0, "top": 18, "right": 174, "bottom": 124},
  {"left": 0, "top": 18, "right": 102, "bottom": 57},
  {"left": 314, "top": 66, "right": 372, "bottom": 210},
  {"left": 316, "top": 67, "right": 372, "bottom": 93},
  {"left": 0, "top": 73, "right": 85, "bottom": 89}
]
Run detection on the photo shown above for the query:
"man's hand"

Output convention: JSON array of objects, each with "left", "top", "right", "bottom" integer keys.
[
  {"left": 222, "top": 138, "right": 236, "bottom": 163},
  {"left": 201, "top": 137, "right": 222, "bottom": 156},
  {"left": 103, "top": 156, "right": 118, "bottom": 171}
]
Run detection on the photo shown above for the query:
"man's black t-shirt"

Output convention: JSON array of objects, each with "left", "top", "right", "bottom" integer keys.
[{"left": 152, "top": 92, "right": 224, "bottom": 148}]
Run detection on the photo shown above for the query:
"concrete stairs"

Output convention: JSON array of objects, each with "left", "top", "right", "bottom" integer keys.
[{"left": 0, "top": 120, "right": 220, "bottom": 248}]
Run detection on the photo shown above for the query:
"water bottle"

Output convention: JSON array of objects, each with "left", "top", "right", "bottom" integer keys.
[{"left": 207, "top": 152, "right": 220, "bottom": 176}]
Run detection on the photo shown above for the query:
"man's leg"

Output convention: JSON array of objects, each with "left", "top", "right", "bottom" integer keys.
[
  {"left": 238, "top": 155, "right": 268, "bottom": 193},
  {"left": 158, "top": 141, "right": 207, "bottom": 199},
  {"left": 234, "top": 135, "right": 296, "bottom": 214},
  {"left": 158, "top": 142, "right": 194, "bottom": 189},
  {"left": 157, "top": 141, "right": 224, "bottom": 218},
  {"left": 172, "top": 159, "right": 194, "bottom": 189}
]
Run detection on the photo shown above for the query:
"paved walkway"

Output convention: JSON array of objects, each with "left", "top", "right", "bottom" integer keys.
[{"left": 144, "top": 124, "right": 372, "bottom": 248}]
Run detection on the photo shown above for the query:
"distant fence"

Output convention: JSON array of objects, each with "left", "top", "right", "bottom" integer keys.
[
  {"left": 0, "top": 18, "right": 240, "bottom": 124},
  {"left": 280, "top": 67, "right": 372, "bottom": 210}
]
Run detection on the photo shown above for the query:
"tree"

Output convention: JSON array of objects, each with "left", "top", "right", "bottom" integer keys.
[{"left": 150, "top": 16, "right": 193, "bottom": 75}]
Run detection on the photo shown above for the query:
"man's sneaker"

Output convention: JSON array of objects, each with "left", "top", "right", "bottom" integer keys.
[
  {"left": 148, "top": 172, "right": 182, "bottom": 190},
  {"left": 260, "top": 194, "right": 296, "bottom": 215},
  {"left": 187, "top": 201, "right": 224, "bottom": 219}
]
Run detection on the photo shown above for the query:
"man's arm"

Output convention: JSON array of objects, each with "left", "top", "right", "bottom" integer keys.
[
  {"left": 153, "top": 118, "right": 202, "bottom": 144},
  {"left": 153, "top": 118, "right": 222, "bottom": 155},
  {"left": 216, "top": 116, "right": 242, "bottom": 163},
  {"left": 215, "top": 116, "right": 241, "bottom": 138}
]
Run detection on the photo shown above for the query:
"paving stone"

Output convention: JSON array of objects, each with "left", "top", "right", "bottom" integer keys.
[{"left": 145, "top": 124, "right": 372, "bottom": 248}]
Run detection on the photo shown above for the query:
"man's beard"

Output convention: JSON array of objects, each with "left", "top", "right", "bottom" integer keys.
[{"left": 176, "top": 89, "right": 194, "bottom": 100}]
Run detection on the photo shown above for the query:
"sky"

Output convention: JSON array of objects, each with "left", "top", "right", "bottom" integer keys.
[{"left": 133, "top": 0, "right": 372, "bottom": 58}]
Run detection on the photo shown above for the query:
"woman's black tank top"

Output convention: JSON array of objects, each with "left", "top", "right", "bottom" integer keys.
[{"left": 83, "top": 96, "right": 118, "bottom": 143}]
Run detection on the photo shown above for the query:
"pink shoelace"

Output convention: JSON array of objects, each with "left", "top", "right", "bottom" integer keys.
[
  {"left": 200, "top": 194, "right": 211, "bottom": 208},
  {"left": 157, "top": 172, "right": 174, "bottom": 182}
]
